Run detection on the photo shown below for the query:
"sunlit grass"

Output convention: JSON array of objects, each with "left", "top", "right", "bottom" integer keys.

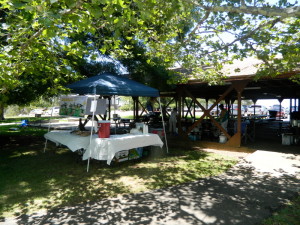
[
  {"left": 261, "top": 195, "right": 300, "bottom": 225},
  {"left": 0, "top": 139, "right": 237, "bottom": 218}
]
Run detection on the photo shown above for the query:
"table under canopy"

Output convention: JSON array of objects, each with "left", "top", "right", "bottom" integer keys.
[{"left": 44, "top": 130, "right": 164, "bottom": 165}]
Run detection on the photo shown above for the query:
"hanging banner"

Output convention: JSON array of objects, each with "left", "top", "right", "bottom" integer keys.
[
  {"left": 59, "top": 95, "right": 88, "bottom": 117},
  {"left": 59, "top": 95, "right": 107, "bottom": 117}
]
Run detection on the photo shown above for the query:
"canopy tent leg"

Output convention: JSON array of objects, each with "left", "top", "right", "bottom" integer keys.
[
  {"left": 87, "top": 95, "right": 97, "bottom": 172},
  {"left": 43, "top": 103, "right": 55, "bottom": 153}
]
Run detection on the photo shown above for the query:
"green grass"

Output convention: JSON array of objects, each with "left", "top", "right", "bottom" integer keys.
[
  {"left": 261, "top": 195, "right": 300, "bottom": 225},
  {"left": 0, "top": 116, "right": 62, "bottom": 124},
  {"left": 0, "top": 130, "right": 237, "bottom": 219},
  {"left": 0, "top": 125, "right": 48, "bottom": 136},
  {"left": 119, "top": 115, "right": 134, "bottom": 119}
]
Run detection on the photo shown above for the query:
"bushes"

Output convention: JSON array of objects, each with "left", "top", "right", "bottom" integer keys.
[{"left": 4, "top": 105, "right": 31, "bottom": 117}]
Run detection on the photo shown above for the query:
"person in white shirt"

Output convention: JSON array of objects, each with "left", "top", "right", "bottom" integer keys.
[{"left": 169, "top": 108, "right": 178, "bottom": 135}]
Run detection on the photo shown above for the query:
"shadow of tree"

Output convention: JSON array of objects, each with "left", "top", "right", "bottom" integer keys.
[
  {"left": 5, "top": 151, "right": 299, "bottom": 225},
  {"left": 1, "top": 136, "right": 238, "bottom": 223},
  {"left": 0, "top": 139, "right": 132, "bottom": 219}
]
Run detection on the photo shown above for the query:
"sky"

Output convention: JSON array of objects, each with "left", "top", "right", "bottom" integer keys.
[
  {"left": 265, "top": 0, "right": 299, "bottom": 4},
  {"left": 256, "top": 99, "right": 294, "bottom": 109}
]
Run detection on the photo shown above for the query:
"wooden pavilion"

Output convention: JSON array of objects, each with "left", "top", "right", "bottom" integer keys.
[{"left": 160, "top": 58, "right": 300, "bottom": 147}]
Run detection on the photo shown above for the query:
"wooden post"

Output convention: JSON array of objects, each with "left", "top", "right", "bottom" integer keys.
[
  {"left": 225, "top": 80, "right": 248, "bottom": 147},
  {"left": 193, "top": 100, "right": 196, "bottom": 121},
  {"left": 177, "top": 87, "right": 183, "bottom": 135},
  {"left": 132, "top": 96, "right": 139, "bottom": 121}
]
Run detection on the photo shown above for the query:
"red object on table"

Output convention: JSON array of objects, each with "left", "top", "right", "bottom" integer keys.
[
  {"left": 98, "top": 121, "right": 110, "bottom": 138},
  {"left": 151, "top": 128, "right": 165, "bottom": 139}
]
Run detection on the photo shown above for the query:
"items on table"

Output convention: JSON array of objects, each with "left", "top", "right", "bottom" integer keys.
[{"left": 98, "top": 120, "right": 111, "bottom": 138}]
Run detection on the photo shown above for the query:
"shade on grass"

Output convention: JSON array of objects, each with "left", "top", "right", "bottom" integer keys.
[{"left": 0, "top": 132, "right": 237, "bottom": 218}]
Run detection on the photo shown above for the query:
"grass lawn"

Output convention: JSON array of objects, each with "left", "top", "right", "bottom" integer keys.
[
  {"left": 0, "top": 124, "right": 238, "bottom": 219},
  {"left": 1, "top": 123, "right": 298, "bottom": 224},
  {"left": 0, "top": 116, "right": 62, "bottom": 124},
  {"left": 261, "top": 195, "right": 300, "bottom": 225},
  {"left": 0, "top": 124, "right": 48, "bottom": 136}
]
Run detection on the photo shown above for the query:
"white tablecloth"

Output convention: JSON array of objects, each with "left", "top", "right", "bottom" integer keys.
[
  {"left": 83, "top": 133, "right": 164, "bottom": 164},
  {"left": 44, "top": 131, "right": 164, "bottom": 165},
  {"left": 44, "top": 130, "right": 91, "bottom": 152}
]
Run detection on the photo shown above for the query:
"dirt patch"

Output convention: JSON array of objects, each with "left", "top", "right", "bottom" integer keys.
[
  {"left": 167, "top": 136, "right": 255, "bottom": 160},
  {"left": 199, "top": 148, "right": 251, "bottom": 160}
]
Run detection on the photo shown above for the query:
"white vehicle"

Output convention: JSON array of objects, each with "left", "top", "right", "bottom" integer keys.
[
  {"left": 45, "top": 107, "right": 60, "bottom": 115},
  {"left": 271, "top": 104, "right": 286, "bottom": 118},
  {"left": 247, "top": 105, "right": 268, "bottom": 116},
  {"left": 29, "top": 108, "right": 45, "bottom": 115},
  {"left": 207, "top": 104, "right": 218, "bottom": 116}
]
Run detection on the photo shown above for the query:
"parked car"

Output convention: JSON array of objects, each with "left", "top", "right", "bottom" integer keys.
[
  {"left": 271, "top": 105, "right": 286, "bottom": 118},
  {"left": 284, "top": 106, "right": 297, "bottom": 114},
  {"left": 242, "top": 105, "right": 248, "bottom": 114},
  {"left": 229, "top": 104, "right": 246, "bottom": 116},
  {"left": 194, "top": 106, "right": 202, "bottom": 112},
  {"left": 247, "top": 105, "right": 268, "bottom": 116},
  {"left": 208, "top": 104, "right": 218, "bottom": 116},
  {"left": 277, "top": 111, "right": 286, "bottom": 118}
]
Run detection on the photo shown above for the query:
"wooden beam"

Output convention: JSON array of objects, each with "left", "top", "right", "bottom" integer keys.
[
  {"left": 184, "top": 86, "right": 234, "bottom": 139},
  {"left": 138, "top": 99, "right": 147, "bottom": 117},
  {"left": 164, "top": 97, "right": 176, "bottom": 117},
  {"left": 225, "top": 133, "right": 241, "bottom": 147},
  {"left": 183, "top": 98, "right": 194, "bottom": 118},
  {"left": 132, "top": 96, "right": 139, "bottom": 121}
]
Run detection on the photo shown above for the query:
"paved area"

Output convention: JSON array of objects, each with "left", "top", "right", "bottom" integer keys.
[{"left": 2, "top": 150, "right": 299, "bottom": 225}]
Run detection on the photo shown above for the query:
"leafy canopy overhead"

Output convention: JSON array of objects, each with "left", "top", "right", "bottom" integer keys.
[{"left": 1, "top": 0, "right": 300, "bottom": 97}]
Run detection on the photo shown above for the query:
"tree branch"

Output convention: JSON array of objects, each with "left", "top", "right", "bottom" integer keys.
[
  {"left": 205, "top": 17, "right": 282, "bottom": 55},
  {"left": 184, "top": 11, "right": 211, "bottom": 43},
  {"left": 201, "top": 5, "right": 300, "bottom": 18},
  {"left": 248, "top": 43, "right": 277, "bottom": 74}
]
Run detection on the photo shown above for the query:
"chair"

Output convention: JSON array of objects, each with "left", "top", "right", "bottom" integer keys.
[
  {"left": 113, "top": 114, "right": 121, "bottom": 127},
  {"left": 120, "top": 118, "right": 131, "bottom": 127},
  {"left": 241, "top": 121, "right": 256, "bottom": 143},
  {"left": 241, "top": 122, "right": 248, "bottom": 144}
]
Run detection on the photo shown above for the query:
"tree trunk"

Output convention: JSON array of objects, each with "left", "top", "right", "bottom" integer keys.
[{"left": 0, "top": 103, "right": 5, "bottom": 120}]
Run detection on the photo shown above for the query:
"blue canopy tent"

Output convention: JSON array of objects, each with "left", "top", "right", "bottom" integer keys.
[
  {"left": 67, "top": 72, "right": 159, "bottom": 97},
  {"left": 65, "top": 73, "right": 167, "bottom": 171}
]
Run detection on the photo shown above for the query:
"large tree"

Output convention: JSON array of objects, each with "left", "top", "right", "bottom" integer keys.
[
  {"left": 171, "top": 0, "right": 300, "bottom": 82},
  {"left": 1, "top": 0, "right": 300, "bottom": 119}
]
